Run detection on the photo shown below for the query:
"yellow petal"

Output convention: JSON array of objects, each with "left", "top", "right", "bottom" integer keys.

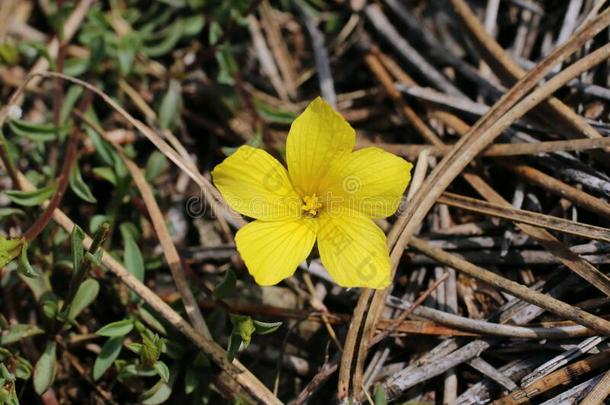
[
  {"left": 286, "top": 97, "right": 355, "bottom": 196},
  {"left": 212, "top": 146, "right": 301, "bottom": 220},
  {"left": 319, "top": 147, "right": 413, "bottom": 218},
  {"left": 317, "top": 208, "right": 391, "bottom": 288},
  {"left": 235, "top": 218, "right": 317, "bottom": 286}
]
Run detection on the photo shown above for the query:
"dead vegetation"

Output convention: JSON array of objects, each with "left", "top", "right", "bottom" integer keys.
[{"left": 1, "top": 0, "right": 610, "bottom": 404}]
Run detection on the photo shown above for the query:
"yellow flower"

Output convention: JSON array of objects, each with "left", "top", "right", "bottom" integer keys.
[{"left": 212, "top": 97, "right": 413, "bottom": 288}]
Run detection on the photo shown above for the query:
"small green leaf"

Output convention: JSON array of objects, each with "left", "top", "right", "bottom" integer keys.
[
  {"left": 59, "top": 85, "right": 84, "bottom": 124},
  {"left": 96, "top": 319, "right": 134, "bottom": 337},
  {"left": 92, "top": 167, "right": 117, "bottom": 185},
  {"left": 122, "top": 225, "right": 144, "bottom": 283},
  {"left": 33, "top": 342, "right": 57, "bottom": 395},
  {"left": 63, "top": 57, "right": 89, "bottom": 77},
  {"left": 0, "top": 324, "right": 44, "bottom": 345},
  {"left": 153, "top": 361, "right": 170, "bottom": 383},
  {"left": 143, "top": 23, "right": 184, "bottom": 57},
  {"left": 140, "top": 378, "right": 172, "bottom": 405},
  {"left": 71, "top": 225, "right": 84, "bottom": 275},
  {"left": 8, "top": 120, "right": 66, "bottom": 142},
  {"left": 213, "top": 269, "right": 236, "bottom": 299},
  {"left": 255, "top": 101, "right": 298, "bottom": 124},
  {"left": 230, "top": 315, "right": 256, "bottom": 347},
  {"left": 126, "top": 342, "right": 142, "bottom": 354},
  {"left": 15, "top": 356, "right": 32, "bottom": 380},
  {"left": 93, "top": 337, "right": 123, "bottom": 381},
  {"left": 117, "top": 33, "right": 140, "bottom": 75},
  {"left": 0, "top": 208, "right": 24, "bottom": 219},
  {"left": 374, "top": 384, "right": 388, "bottom": 405},
  {"left": 182, "top": 15, "right": 204, "bottom": 36},
  {"left": 184, "top": 367, "right": 199, "bottom": 394},
  {"left": 145, "top": 151, "right": 167, "bottom": 182},
  {"left": 69, "top": 163, "right": 97, "bottom": 203},
  {"left": 137, "top": 306, "right": 167, "bottom": 335},
  {"left": 226, "top": 333, "right": 242, "bottom": 362},
  {"left": 89, "top": 215, "right": 109, "bottom": 235},
  {"left": 67, "top": 278, "right": 99, "bottom": 321},
  {"left": 5, "top": 184, "right": 56, "bottom": 207},
  {"left": 158, "top": 79, "right": 183, "bottom": 130},
  {"left": 253, "top": 320, "right": 282, "bottom": 335},
  {"left": 0, "top": 236, "right": 21, "bottom": 268},
  {"left": 140, "top": 331, "right": 163, "bottom": 367},
  {"left": 17, "top": 242, "right": 37, "bottom": 278}
]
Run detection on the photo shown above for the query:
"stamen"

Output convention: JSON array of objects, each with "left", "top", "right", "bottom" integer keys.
[{"left": 301, "top": 194, "right": 322, "bottom": 216}]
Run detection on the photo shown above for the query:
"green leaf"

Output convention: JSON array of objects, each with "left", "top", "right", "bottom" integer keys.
[
  {"left": 153, "top": 361, "right": 170, "bottom": 383},
  {"left": 92, "top": 166, "right": 117, "bottom": 185},
  {"left": 213, "top": 269, "right": 236, "bottom": 299},
  {"left": 83, "top": 109, "right": 114, "bottom": 165},
  {"left": 63, "top": 57, "right": 89, "bottom": 77},
  {"left": 33, "top": 342, "right": 57, "bottom": 395},
  {"left": 143, "top": 22, "right": 184, "bottom": 57},
  {"left": 122, "top": 225, "right": 144, "bottom": 283},
  {"left": 255, "top": 101, "right": 298, "bottom": 124},
  {"left": 0, "top": 324, "right": 44, "bottom": 345},
  {"left": 89, "top": 215, "right": 109, "bottom": 235},
  {"left": 117, "top": 33, "right": 140, "bottom": 76},
  {"left": 15, "top": 356, "right": 32, "bottom": 380},
  {"left": 5, "top": 184, "right": 56, "bottom": 206},
  {"left": 374, "top": 384, "right": 387, "bottom": 405},
  {"left": 144, "top": 151, "right": 167, "bottom": 182},
  {"left": 17, "top": 242, "right": 37, "bottom": 278},
  {"left": 137, "top": 306, "right": 167, "bottom": 335},
  {"left": 230, "top": 315, "right": 256, "bottom": 346},
  {"left": 0, "top": 208, "right": 24, "bottom": 219},
  {"left": 71, "top": 225, "right": 84, "bottom": 275},
  {"left": 158, "top": 79, "right": 183, "bottom": 130},
  {"left": 140, "top": 331, "right": 163, "bottom": 367},
  {"left": 96, "top": 319, "right": 134, "bottom": 337},
  {"left": 182, "top": 15, "right": 204, "bottom": 36},
  {"left": 59, "top": 85, "right": 84, "bottom": 124},
  {"left": 253, "top": 320, "right": 282, "bottom": 335},
  {"left": 140, "top": 378, "right": 172, "bottom": 405},
  {"left": 69, "top": 163, "right": 97, "bottom": 203},
  {"left": 67, "top": 278, "right": 99, "bottom": 321},
  {"left": 184, "top": 367, "right": 199, "bottom": 394},
  {"left": 0, "top": 236, "right": 21, "bottom": 268},
  {"left": 92, "top": 337, "right": 123, "bottom": 381},
  {"left": 8, "top": 120, "right": 66, "bottom": 142},
  {"left": 226, "top": 333, "right": 242, "bottom": 362}
]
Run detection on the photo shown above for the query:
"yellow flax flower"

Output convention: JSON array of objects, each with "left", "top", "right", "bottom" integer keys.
[{"left": 212, "top": 97, "right": 413, "bottom": 288}]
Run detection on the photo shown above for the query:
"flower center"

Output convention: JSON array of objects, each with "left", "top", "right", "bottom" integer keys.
[{"left": 301, "top": 194, "right": 322, "bottom": 217}]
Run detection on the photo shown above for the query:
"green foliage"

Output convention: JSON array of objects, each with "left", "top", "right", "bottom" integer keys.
[
  {"left": 227, "top": 315, "right": 282, "bottom": 362},
  {"left": 5, "top": 185, "right": 56, "bottom": 207},
  {"left": 0, "top": 236, "right": 21, "bottom": 268},
  {"left": 67, "top": 278, "right": 100, "bottom": 321},
  {"left": 93, "top": 337, "right": 124, "bottom": 381},
  {"left": 1, "top": 0, "right": 286, "bottom": 402},
  {"left": 33, "top": 342, "right": 57, "bottom": 395}
]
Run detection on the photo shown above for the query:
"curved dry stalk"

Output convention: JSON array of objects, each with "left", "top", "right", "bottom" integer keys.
[
  {"left": 450, "top": 0, "right": 605, "bottom": 143},
  {"left": 357, "top": 136, "right": 610, "bottom": 160},
  {"left": 389, "top": 42, "right": 610, "bottom": 265},
  {"left": 437, "top": 192, "right": 610, "bottom": 243},
  {"left": 120, "top": 153, "right": 212, "bottom": 338},
  {"left": 339, "top": 19, "right": 610, "bottom": 399},
  {"left": 502, "top": 162, "right": 610, "bottom": 218},
  {"left": 387, "top": 297, "right": 594, "bottom": 340}
]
